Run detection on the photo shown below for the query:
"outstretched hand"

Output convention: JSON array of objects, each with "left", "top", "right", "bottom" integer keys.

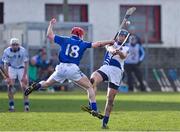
[{"left": 50, "top": 18, "right": 57, "bottom": 25}]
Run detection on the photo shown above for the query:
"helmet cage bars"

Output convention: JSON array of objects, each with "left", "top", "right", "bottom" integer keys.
[{"left": 118, "top": 29, "right": 130, "bottom": 44}]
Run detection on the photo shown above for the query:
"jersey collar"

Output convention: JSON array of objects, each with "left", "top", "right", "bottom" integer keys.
[{"left": 71, "top": 35, "right": 81, "bottom": 40}]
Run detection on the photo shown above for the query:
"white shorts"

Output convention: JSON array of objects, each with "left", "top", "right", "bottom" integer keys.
[
  {"left": 8, "top": 67, "right": 24, "bottom": 81},
  {"left": 48, "top": 63, "right": 85, "bottom": 83},
  {"left": 98, "top": 65, "right": 123, "bottom": 86}
]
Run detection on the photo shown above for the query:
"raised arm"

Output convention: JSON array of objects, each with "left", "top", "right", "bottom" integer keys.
[
  {"left": 91, "top": 40, "right": 114, "bottom": 48},
  {"left": 47, "top": 18, "right": 56, "bottom": 41}
]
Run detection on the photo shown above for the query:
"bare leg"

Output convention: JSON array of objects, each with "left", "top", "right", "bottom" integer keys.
[
  {"left": 20, "top": 76, "right": 30, "bottom": 111},
  {"left": 88, "top": 71, "right": 103, "bottom": 110},
  {"left": 39, "top": 77, "right": 57, "bottom": 88},
  {"left": 24, "top": 77, "right": 57, "bottom": 96},
  {"left": 76, "top": 76, "right": 96, "bottom": 102},
  {"left": 7, "top": 79, "right": 15, "bottom": 111},
  {"left": 102, "top": 87, "right": 118, "bottom": 128},
  {"left": 90, "top": 71, "right": 103, "bottom": 94},
  {"left": 75, "top": 76, "right": 98, "bottom": 111}
]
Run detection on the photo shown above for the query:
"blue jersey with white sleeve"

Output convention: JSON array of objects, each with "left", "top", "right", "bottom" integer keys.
[{"left": 54, "top": 35, "right": 92, "bottom": 65}]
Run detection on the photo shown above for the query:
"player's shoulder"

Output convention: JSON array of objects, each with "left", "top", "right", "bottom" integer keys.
[
  {"left": 54, "top": 34, "right": 70, "bottom": 41},
  {"left": 3, "top": 47, "right": 11, "bottom": 52},
  {"left": 55, "top": 34, "right": 69, "bottom": 39},
  {"left": 19, "top": 46, "right": 26, "bottom": 50},
  {"left": 19, "top": 46, "right": 28, "bottom": 53}
]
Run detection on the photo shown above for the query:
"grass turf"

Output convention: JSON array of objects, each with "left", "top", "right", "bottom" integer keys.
[{"left": 0, "top": 91, "right": 180, "bottom": 131}]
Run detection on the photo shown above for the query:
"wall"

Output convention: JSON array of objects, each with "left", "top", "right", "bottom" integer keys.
[{"left": 0, "top": 0, "right": 179, "bottom": 47}]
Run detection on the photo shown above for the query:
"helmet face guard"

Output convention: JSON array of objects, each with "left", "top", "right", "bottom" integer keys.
[
  {"left": 117, "top": 29, "right": 130, "bottom": 44},
  {"left": 10, "top": 38, "right": 20, "bottom": 52},
  {"left": 10, "top": 38, "right": 20, "bottom": 45},
  {"left": 118, "top": 29, "right": 129, "bottom": 37},
  {"left": 71, "top": 27, "right": 85, "bottom": 38}
]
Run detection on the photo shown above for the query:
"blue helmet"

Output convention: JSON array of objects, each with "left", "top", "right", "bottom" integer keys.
[
  {"left": 118, "top": 29, "right": 129, "bottom": 37},
  {"left": 117, "top": 29, "right": 130, "bottom": 45}
]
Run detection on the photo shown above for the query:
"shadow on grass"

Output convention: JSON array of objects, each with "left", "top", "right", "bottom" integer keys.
[{"left": 0, "top": 98, "right": 180, "bottom": 112}]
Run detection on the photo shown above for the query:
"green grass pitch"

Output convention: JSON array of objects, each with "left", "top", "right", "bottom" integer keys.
[{"left": 0, "top": 91, "right": 180, "bottom": 131}]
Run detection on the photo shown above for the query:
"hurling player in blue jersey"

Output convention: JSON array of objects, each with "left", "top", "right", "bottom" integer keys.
[
  {"left": 24, "top": 18, "right": 114, "bottom": 118},
  {"left": 90, "top": 29, "right": 130, "bottom": 129}
]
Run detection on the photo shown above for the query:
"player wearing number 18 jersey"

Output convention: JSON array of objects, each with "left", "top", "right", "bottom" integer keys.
[{"left": 24, "top": 18, "right": 114, "bottom": 118}]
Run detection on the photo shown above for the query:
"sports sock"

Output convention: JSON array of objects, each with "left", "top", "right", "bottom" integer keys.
[
  {"left": 9, "top": 100, "right": 14, "bottom": 109},
  {"left": 103, "top": 116, "right": 109, "bottom": 125},
  {"left": 24, "top": 101, "right": 29, "bottom": 107},
  {"left": 91, "top": 102, "right": 97, "bottom": 111}
]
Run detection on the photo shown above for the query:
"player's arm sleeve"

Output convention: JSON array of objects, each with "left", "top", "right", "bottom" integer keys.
[
  {"left": 83, "top": 41, "right": 92, "bottom": 48},
  {"left": 23, "top": 49, "right": 29, "bottom": 62},
  {"left": 139, "top": 46, "right": 145, "bottom": 61},
  {"left": 54, "top": 35, "right": 65, "bottom": 45},
  {"left": 2, "top": 51, "right": 10, "bottom": 77},
  {"left": 2, "top": 51, "right": 10, "bottom": 64}
]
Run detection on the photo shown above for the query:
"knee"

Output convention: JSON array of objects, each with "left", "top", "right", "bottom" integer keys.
[
  {"left": 90, "top": 77, "right": 97, "bottom": 90},
  {"left": 90, "top": 78, "right": 95, "bottom": 85},
  {"left": 8, "top": 85, "right": 15, "bottom": 94},
  {"left": 90, "top": 72, "right": 100, "bottom": 85}
]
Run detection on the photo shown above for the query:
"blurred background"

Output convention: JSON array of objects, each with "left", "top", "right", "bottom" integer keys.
[{"left": 0, "top": 0, "right": 180, "bottom": 92}]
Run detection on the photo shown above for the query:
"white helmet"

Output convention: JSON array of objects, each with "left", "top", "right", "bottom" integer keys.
[{"left": 10, "top": 38, "right": 19, "bottom": 45}]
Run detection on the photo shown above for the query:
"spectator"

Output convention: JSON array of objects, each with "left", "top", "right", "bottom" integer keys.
[
  {"left": 28, "top": 58, "right": 38, "bottom": 83},
  {"left": 125, "top": 35, "right": 146, "bottom": 92},
  {"left": 49, "top": 52, "right": 59, "bottom": 69},
  {"left": 31, "top": 48, "right": 50, "bottom": 80},
  {"left": 31, "top": 48, "right": 46, "bottom": 68},
  {"left": 128, "top": 26, "right": 142, "bottom": 45},
  {"left": 38, "top": 52, "right": 50, "bottom": 80}
]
